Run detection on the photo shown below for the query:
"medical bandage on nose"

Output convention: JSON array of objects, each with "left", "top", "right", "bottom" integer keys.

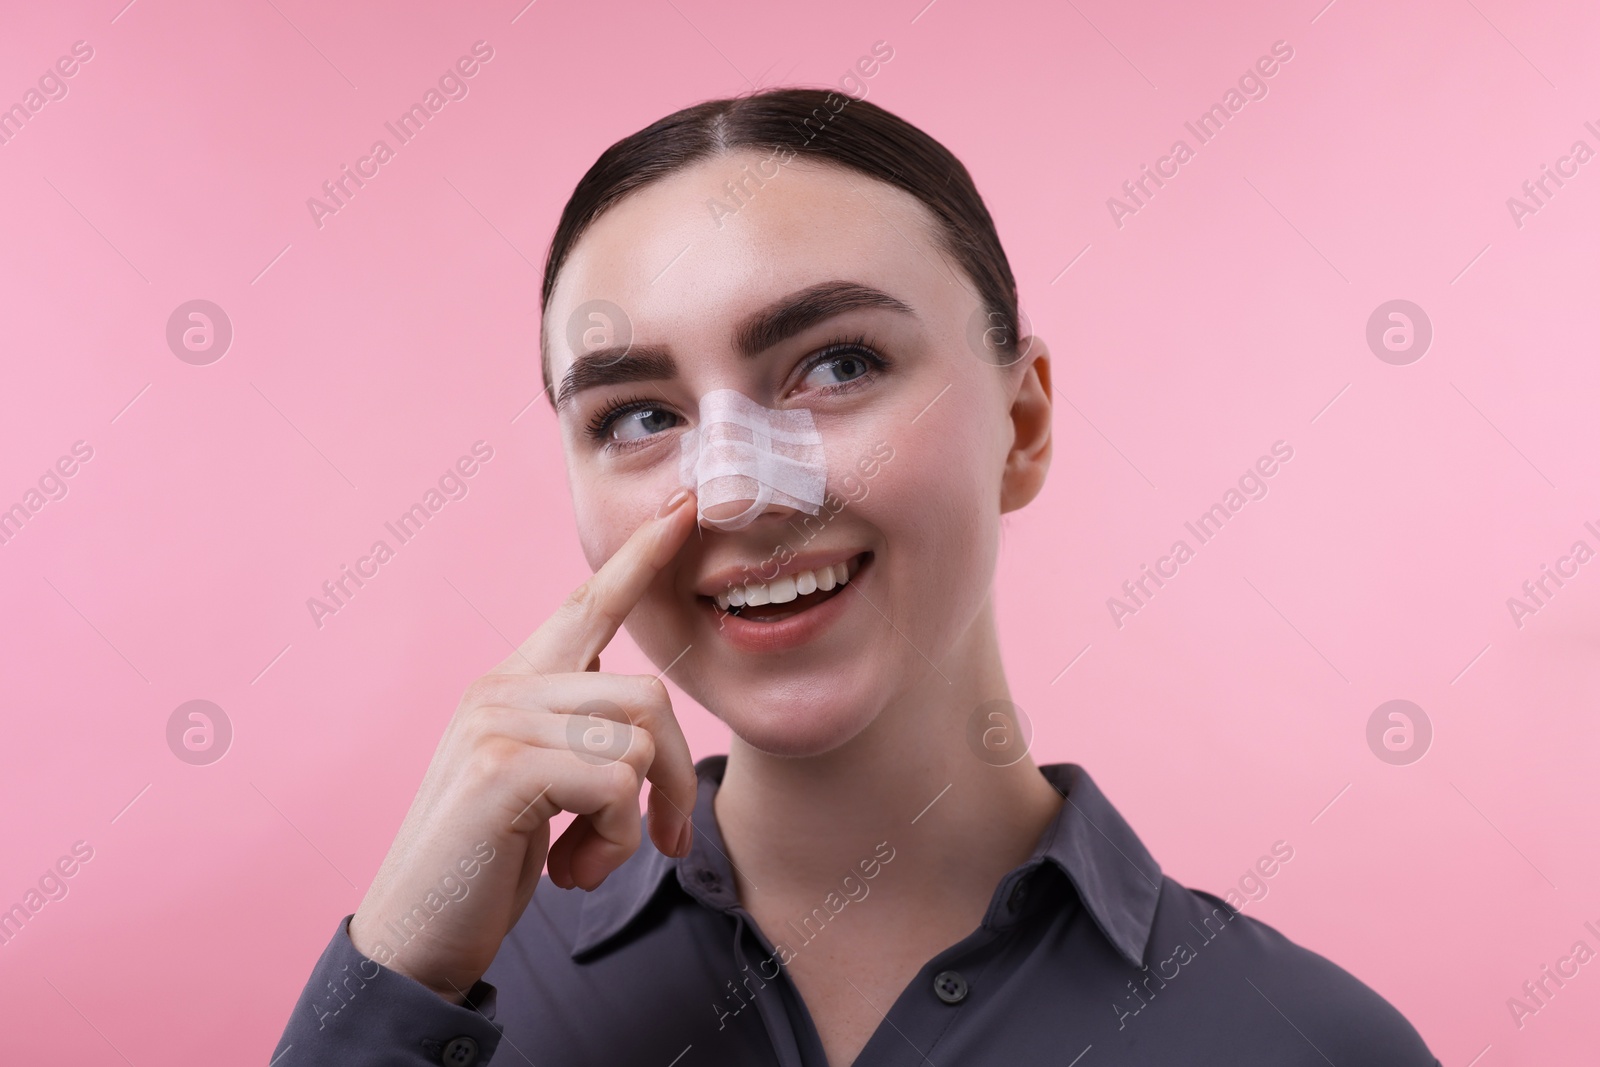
[{"left": 678, "top": 389, "right": 827, "bottom": 531}]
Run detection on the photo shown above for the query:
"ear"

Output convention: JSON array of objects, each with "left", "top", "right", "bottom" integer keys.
[{"left": 999, "top": 337, "right": 1052, "bottom": 514}]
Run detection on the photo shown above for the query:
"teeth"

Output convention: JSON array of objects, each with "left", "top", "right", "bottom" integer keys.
[{"left": 711, "top": 556, "right": 859, "bottom": 612}]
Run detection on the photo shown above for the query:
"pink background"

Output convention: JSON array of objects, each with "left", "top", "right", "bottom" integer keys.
[{"left": 2, "top": 0, "right": 1596, "bottom": 1062}]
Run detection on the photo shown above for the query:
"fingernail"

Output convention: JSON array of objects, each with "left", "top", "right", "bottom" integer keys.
[
  {"left": 675, "top": 819, "right": 694, "bottom": 857},
  {"left": 656, "top": 487, "right": 693, "bottom": 518}
]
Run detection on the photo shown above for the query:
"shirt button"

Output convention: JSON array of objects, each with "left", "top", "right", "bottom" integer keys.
[
  {"left": 933, "top": 970, "right": 968, "bottom": 1004},
  {"left": 441, "top": 1035, "right": 479, "bottom": 1065},
  {"left": 1008, "top": 880, "right": 1029, "bottom": 911},
  {"left": 696, "top": 868, "right": 719, "bottom": 886}
]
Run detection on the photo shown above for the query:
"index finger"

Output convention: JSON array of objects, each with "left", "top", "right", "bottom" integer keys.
[{"left": 498, "top": 488, "right": 697, "bottom": 676}]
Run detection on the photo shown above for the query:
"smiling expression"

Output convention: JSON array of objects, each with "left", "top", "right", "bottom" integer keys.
[{"left": 544, "top": 149, "right": 1044, "bottom": 756}]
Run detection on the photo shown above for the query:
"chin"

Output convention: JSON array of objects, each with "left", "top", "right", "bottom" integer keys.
[
  {"left": 666, "top": 658, "right": 883, "bottom": 758},
  {"left": 717, "top": 695, "right": 879, "bottom": 758}
]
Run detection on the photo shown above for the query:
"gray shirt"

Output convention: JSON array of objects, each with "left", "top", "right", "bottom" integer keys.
[{"left": 272, "top": 756, "right": 1440, "bottom": 1066}]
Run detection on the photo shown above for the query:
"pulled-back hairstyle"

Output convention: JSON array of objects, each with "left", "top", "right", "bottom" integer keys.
[{"left": 538, "top": 87, "right": 1021, "bottom": 405}]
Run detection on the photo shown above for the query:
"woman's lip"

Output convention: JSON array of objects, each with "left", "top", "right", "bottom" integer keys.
[
  {"left": 699, "top": 552, "right": 872, "bottom": 653},
  {"left": 693, "top": 548, "right": 870, "bottom": 600}
]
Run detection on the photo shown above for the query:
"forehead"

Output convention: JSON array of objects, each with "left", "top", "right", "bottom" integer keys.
[{"left": 546, "top": 151, "right": 950, "bottom": 383}]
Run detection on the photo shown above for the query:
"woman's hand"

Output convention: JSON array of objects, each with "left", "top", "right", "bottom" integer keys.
[{"left": 347, "top": 489, "right": 701, "bottom": 1003}]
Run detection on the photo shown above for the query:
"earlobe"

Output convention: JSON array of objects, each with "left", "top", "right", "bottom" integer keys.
[{"left": 999, "top": 337, "right": 1052, "bottom": 514}]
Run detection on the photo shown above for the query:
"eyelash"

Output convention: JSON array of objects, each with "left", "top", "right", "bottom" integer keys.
[{"left": 582, "top": 334, "right": 890, "bottom": 446}]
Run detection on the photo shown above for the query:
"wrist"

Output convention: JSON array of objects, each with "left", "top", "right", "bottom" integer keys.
[{"left": 348, "top": 913, "right": 474, "bottom": 1006}]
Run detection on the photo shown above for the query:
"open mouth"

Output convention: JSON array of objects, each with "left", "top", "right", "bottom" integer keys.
[{"left": 705, "top": 551, "right": 872, "bottom": 624}]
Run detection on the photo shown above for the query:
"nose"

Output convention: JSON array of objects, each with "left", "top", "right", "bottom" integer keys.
[
  {"left": 681, "top": 388, "right": 828, "bottom": 532},
  {"left": 696, "top": 481, "right": 808, "bottom": 531}
]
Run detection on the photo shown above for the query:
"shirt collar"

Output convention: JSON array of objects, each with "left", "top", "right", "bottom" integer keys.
[
  {"left": 1027, "top": 761, "right": 1164, "bottom": 966},
  {"left": 571, "top": 755, "right": 1163, "bottom": 967}
]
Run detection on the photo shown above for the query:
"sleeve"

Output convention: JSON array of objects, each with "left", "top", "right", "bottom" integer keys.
[{"left": 270, "top": 914, "right": 505, "bottom": 1066}]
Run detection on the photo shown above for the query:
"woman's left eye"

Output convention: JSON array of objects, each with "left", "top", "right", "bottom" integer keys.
[{"left": 798, "top": 338, "right": 887, "bottom": 393}]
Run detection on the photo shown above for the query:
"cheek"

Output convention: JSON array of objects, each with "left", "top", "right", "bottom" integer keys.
[
  {"left": 573, "top": 490, "right": 667, "bottom": 572},
  {"left": 875, "top": 397, "right": 1005, "bottom": 573},
  {"left": 569, "top": 447, "right": 688, "bottom": 570},
  {"left": 837, "top": 428, "right": 990, "bottom": 568},
  {"left": 572, "top": 504, "right": 616, "bottom": 572},
  {"left": 875, "top": 400, "right": 1001, "bottom": 511}
]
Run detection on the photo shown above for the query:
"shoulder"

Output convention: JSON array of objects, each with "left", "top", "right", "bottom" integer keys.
[{"left": 1142, "top": 879, "right": 1440, "bottom": 1066}]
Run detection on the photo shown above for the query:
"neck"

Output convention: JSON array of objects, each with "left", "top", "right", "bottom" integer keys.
[{"left": 712, "top": 595, "right": 1064, "bottom": 913}]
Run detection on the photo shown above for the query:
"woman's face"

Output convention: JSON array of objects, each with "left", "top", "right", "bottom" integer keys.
[{"left": 545, "top": 149, "right": 1047, "bottom": 756}]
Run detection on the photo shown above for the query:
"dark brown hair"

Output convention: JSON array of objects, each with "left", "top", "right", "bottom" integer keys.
[{"left": 538, "top": 87, "right": 1020, "bottom": 404}]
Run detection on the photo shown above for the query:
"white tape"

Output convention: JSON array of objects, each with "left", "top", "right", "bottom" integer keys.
[{"left": 678, "top": 389, "right": 827, "bottom": 531}]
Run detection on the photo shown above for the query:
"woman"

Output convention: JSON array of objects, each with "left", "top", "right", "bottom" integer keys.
[{"left": 275, "top": 88, "right": 1439, "bottom": 1066}]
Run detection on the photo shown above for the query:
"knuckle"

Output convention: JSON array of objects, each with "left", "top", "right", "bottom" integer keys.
[
  {"left": 465, "top": 735, "right": 521, "bottom": 781},
  {"left": 602, "top": 755, "right": 641, "bottom": 795},
  {"left": 562, "top": 582, "right": 624, "bottom": 635},
  {"left": 456, "top": 703, "right": 495, "bottom": 742},
  {"left": 559, "top": 582, "right": 603, "bottom": 625},
  {"left": 561, "top": 578, "right": 594, "bottom": 613},
  {"left": 635, "top": 673, "right": 670, "bottom": 709},
  {"left": 624, "top": 726, "right": 657, "bottom": 772},
  {"left": 472, "top": 704, "right": 525, "bottom": 741},
  {"left": 567, "top": 709, "right": 627, "bottom": 762}
]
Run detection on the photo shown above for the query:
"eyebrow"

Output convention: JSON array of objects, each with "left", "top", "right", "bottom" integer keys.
[{"left": 553, "top": 280, "right": 916, "bottom": 411}]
